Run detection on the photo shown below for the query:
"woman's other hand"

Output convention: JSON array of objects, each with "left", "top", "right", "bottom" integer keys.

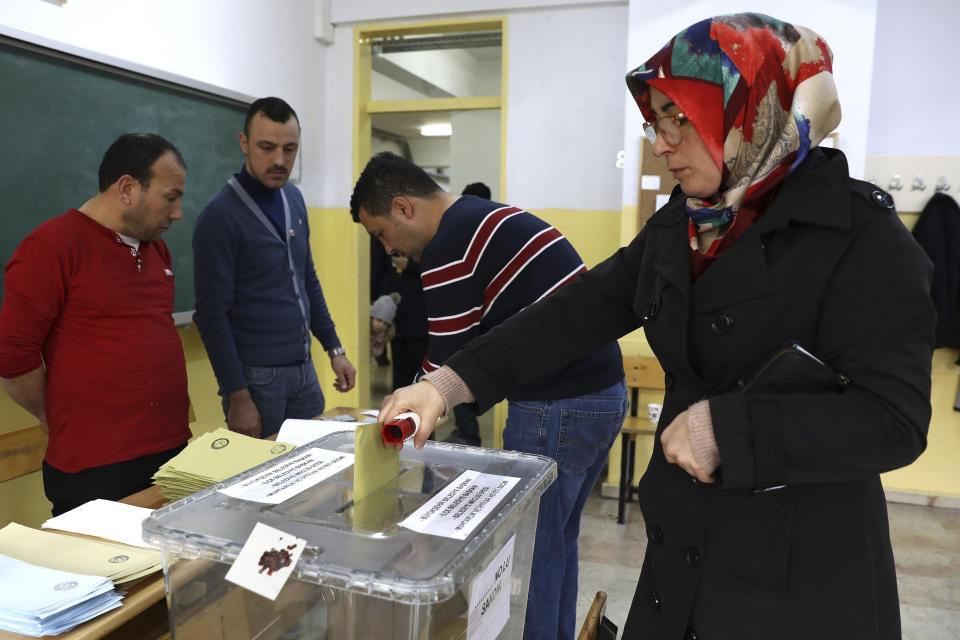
[{"left": 661, "top": 409, "right": 715, "bottom": 483}]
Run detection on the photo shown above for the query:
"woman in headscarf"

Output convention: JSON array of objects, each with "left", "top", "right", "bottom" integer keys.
[{"left": 381, "top": 13, "right": 935, "bottom": 640}]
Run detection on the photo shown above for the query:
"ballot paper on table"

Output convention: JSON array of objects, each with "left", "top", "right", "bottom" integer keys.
[
  {"left": 0, "top": 523, "right": 161, "bottom": 585},
  {"left": 0, "top": 553, "right": 123, "bottom": 637},
  {"left": 42, "top": 499, "right": 156, "bottom": 549},
  {"left": 275, "top": 417, "right": 372, "bottom": 448},
  {"left": 152, "top": 428, "right": 296, "bottom": 501}
]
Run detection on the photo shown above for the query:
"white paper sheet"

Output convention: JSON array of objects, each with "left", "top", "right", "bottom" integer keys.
[
  {"left": 0, "top": 553, "right": 122, "bottom": 637},
  {"left": 276, "top": 419, "right": 360, "bottom": 447},
  {"left": 467, "top": 534, "right": 515, "bottom": 640},
  {"left": 218, "top": 448, "right": 355, "bottom": 504},
  {"left": 42, "top": 499, "right": 156, "bottom": 549},
  {"left": 224, "top": 522, "right": 307, "bottom": 601},
  {"left": 641, "top": 174, "right": 661, "bottom": 190},
  {"left": 400, "top": 470, "right": 520, "bottom": 540},
  {"left": 655, "top": 193, "right": 671, "bottom": 210}
]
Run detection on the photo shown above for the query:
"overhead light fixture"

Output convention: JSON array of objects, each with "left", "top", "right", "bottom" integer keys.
[{"left": 420, "top": 123, "right": 452, "bottom": 137}]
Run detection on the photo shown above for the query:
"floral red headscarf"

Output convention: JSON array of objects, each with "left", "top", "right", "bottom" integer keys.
[{"left": 626, "top": 13, "right": 842, "bottom": 257}]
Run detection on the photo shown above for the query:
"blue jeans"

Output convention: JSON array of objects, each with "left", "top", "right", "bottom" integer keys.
[
  {"left": 504, "top": 379, "right": 627, "bottom": 640},
  {"left": 222, "top": 360, "right": 326, "bottom": 438}
]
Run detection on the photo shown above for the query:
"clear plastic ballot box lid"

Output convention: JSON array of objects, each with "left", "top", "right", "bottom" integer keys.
[{"left": 142, "top": 431, "right": 557, "bottom": 605}]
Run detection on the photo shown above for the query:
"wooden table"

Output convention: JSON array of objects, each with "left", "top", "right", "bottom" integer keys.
[{"left": 0, "top": 408, "right": 371, "bottom": 640}]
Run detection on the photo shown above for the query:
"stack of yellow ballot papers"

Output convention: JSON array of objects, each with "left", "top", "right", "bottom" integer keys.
[
  {"left": 0, "top": 523, "right": 162, "bottom": 585},
  {"left": 151, "top": 427, "right": 296, "bottom": 501}
]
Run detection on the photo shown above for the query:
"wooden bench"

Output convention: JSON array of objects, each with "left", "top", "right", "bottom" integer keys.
[{"left": 617, "top": 356, "right": 665, "bottom": 524}]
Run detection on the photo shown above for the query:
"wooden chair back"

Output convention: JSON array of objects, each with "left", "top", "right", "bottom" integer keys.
[{"left": 577, "top": 591, "right": 608, "bottom": 640}]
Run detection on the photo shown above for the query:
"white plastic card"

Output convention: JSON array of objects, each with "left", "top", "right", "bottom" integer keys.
[
  {"left": 399, "top": 470, "right": 520, "bottom": 540},
  {"left": 467, "top": 534, "right": 515, "bottom": 640},
  {"left": 641, "top": 174, "right": 661, "bottom": 190},
  {"left": 224, "top": 522, "right": 306, "bottom": 601}
]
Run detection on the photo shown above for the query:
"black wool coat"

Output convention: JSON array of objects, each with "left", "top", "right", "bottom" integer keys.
[{"left": 447, "top": 148, "right": 935, "bottom": 640}]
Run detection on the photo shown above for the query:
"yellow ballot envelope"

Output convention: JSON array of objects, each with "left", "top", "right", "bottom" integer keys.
[
  {"left": 352, "top": 422, "right": 401, "bottom": 531},
  {"left": 0, "top": 523, "right": 162, "bottom": 584}
]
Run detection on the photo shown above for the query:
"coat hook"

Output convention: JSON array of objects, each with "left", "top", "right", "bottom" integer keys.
[
  {"left": 936, "top": 176, "right": 951, "bottom": 192},
  {"left": 888, "top": 175, "right": 903, "bottom": 191},
  {"left": 868, "top": 176, "right": 879, "bottom": 186},
  {"left": 911, "top": 175, "right": 927, "bottom": 191}
]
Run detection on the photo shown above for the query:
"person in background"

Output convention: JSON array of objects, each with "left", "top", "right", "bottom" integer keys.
[
  {"left": 369, "top": 292, "right": 400, "bottom": 361},
  {"left": 350, "top": 152, "right": 627, "bottom": 640},
  {"left": 379, "top": 13, "right": 935, "bottom": 640},
  {"left": 193, "top": 97, "right": 356, "bottom": 439},
  {"left": 461, "top": 181, "right": 491, "bottom": 200},
  {"left": 0, "top": 133, "right": 191, "bottom": 516},
  {"left": 375, "top": 251, "right": 431, "bottom": 393}
]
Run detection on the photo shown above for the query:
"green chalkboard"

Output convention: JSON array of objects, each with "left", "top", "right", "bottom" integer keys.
[{"left": 0, "top": 37, "right": 248, "bottom": 313}]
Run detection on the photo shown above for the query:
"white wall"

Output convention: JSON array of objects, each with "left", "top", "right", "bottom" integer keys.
[
  {"left": 0, "top": 0, "right": 330, "bottom": 203},
  {"left": 331, "top": 0, "right": 622, "bottom": 24},
  {"left": 321, "top": 2, "right": 628, "bottom": 211},
  {"left": 505, "top": 5, "right": 627, "bottom": 209},
  {"left": 621, "top": 1, "right": 878, "bottom": 206},
  {"left": 450, "top": 110, "right": 501, "bottom": 200},
  {"left": 867, "top": 0, "right": 960, "bottom": 155}
]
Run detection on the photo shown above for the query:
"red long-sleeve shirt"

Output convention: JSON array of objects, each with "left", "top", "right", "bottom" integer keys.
[{"left": 0, "top": 210, "right": 190, "bottom": 472}]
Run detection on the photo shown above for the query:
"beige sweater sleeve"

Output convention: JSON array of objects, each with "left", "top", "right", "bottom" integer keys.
[
  {"left": 687, "top": 399, "right": 721, "bottom": 474},
  {"left": 422, "top": 365, "right": 476, "bottom": 413}
]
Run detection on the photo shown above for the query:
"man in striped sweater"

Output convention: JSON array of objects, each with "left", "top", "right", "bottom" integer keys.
[{"left": 350, "top": 152, "right": 627, "bottom": 640}]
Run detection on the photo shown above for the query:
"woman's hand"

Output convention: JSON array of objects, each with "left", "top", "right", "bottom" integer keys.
[
  {"left": 661, "top": 409, "right": 715, "bottom": 483},
  {"left": 378, "top": 381, "right": 446, "bottom": 450}
]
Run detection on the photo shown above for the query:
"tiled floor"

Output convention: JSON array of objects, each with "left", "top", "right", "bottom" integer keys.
[
  {"left": 575, "top": 487, "right": 960, "bottom": 639},
  {"left": 369, "top": 363, "right": 960, "bottom": 639}
]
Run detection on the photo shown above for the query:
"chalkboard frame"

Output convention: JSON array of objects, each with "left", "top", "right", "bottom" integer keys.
[{"left": 0, "top": 28, "right": 254, "bottom": 323}]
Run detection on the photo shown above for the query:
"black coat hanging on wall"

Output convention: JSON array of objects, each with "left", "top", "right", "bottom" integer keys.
[{"left": 912, "top": 192, "right": 960, "bottom": 349}]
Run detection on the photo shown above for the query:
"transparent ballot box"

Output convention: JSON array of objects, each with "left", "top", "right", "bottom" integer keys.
[{"left": 143, "top": 431, "right": 556, "bottom": 639}]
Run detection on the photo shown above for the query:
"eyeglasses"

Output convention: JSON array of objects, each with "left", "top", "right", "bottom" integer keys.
[{"left": 642, "top": 112, "right": 687, "bottom": 146}]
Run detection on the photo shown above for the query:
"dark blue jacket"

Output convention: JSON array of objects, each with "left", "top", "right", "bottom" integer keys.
[{"left": 193, "top": 173, "right": 340, "bottom": 395}]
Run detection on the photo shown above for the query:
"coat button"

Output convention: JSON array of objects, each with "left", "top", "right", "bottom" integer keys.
[
  {"left": 684, "top": 547, "right": 701, "bottom": 568},
  {"left": 648, "top": 591, "right": 661, "bottom": 610},
  {"left": 871, "top": 189, "right": 894, "bottom": 208},
  {"left": 647, "top": 525, "right": 663, "bottom": 545},
  {"left": 684, "top": 628, "right": 698, "bottom": 640},
  {"left": 710, "top": 313, "right": 734, "bottom": 335}
]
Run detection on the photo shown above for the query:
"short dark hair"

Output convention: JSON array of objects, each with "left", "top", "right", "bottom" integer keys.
[
  {"left": 243, "top": 97, "right": 299, "bottom": 135},
  {"left": 98, "top": 133, "right": 185, "bottom": 192},
  {"left": 461, "top": 182, "right": 491, "bottom": 199},
  {"left": 350, "top": 152, "right": 442, "bottom": 222}
]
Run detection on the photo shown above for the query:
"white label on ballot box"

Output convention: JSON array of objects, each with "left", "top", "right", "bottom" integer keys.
[
  {"left": 468, "top": 534, "right": 515, "bottom": 640},
  {"left": 219, "top": 448, "right": 354, "bottom": 504},
  {"left": 224, "top": 522, "right": 307, "bottom": 601},
  {"left": 400, "top": 470, "right": 520, "bottom": 540}
]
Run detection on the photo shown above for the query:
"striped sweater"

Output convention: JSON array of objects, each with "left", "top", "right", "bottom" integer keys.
[{"left": 418, "top": 195, "right": 623, "bottom": 401}]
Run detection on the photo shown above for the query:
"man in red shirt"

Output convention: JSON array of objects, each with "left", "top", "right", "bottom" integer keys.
[{"left": 0, "top": 134, "right": 192, "bottom": 515}]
